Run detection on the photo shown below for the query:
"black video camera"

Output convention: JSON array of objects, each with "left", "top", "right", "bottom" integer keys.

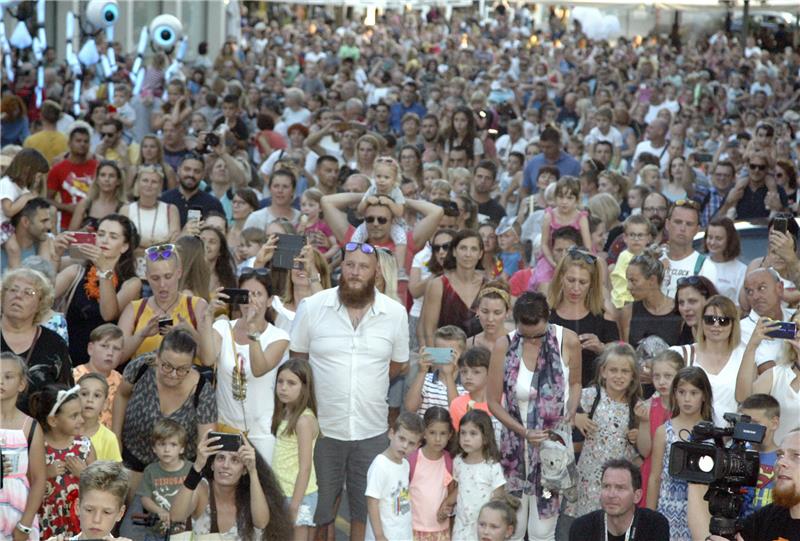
[{"left": 668, "top": 412, "right": 765, "bottom": 539}]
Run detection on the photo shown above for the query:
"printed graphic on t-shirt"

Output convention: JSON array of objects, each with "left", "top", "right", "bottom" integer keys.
[
  {"left": 62, "top": 172, "right": 93, "bottom": 201},
  {"left": 393, "top": 481, "right": 410, "bottom": 516}
]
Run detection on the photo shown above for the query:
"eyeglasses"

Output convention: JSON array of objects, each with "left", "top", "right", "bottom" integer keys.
[
  {"left": 702, "top": 315, "right": 732, "bottom": 327},
  {"left": 432, "top": 242, "right": 451, "bottom": 252},
  {"left": 240, "top": 267, "right": 269, "bottom": 279},
  {"left": 3, "top": 286, "right": 38, "bottom": 298},
  {"left": 566, "top": 246, "right": 597, "bottom": 264},
  {"left": 643, "top": 206, "right": 668, "bottom": 214},
  {"left": 158, "top": 360, "right": 193, "bottom": 377},
  {"left": 145, "top": 244, "right": 176, "bottom": 261},
  {"left": 748, "top": 162, "right": 767, "bottom": 171},
  {"left": 101, "top": 131, "right": 116, "bottom": 138},
  {"left": 344, "top": 242, "right": 377, "bottom": 255},
  {"left": 365, "top": 216, "right": 389, "bottom": 225}
]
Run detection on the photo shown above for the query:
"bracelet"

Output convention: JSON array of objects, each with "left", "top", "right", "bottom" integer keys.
[
  {"left": 15, "top": 523, "right": 32, "bottom": 535},
  {"left": 183, "top": 466, "right": 203, "bottom": 490}
]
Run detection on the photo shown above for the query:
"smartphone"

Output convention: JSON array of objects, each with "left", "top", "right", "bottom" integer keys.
[
  {"left": 272, "top": 234, "right": 306, "bottom": 270},
  {"left": 71, "top": 231, "right": 97, "bottom": 244},
  {"left": 208, "top": 431, "right": 242, "bottom": 452},
  {"left": 696, "top": 153, "right": 713, "bottom": 163},
  {"left": 765, "top": 321, "right": 797, "bottom": 340},
  {"left": 426, "top": 347, "right": 454, "bottom": 365},
  {"left": 187, "top": 206, "right": 203, "bottom": 222},
  {"left": 774, "top": 217, "right": 788, "bottom": 234},
  {"left": 221, "top": 288, "right": 250, "bottom": 305},
  {"left": 158, "top": 317, "right": 173, "bottom": 332}
]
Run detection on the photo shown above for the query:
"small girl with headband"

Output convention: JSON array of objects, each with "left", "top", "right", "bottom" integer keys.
[
  {"left": 29, "top": 384, "right": 96, "bottom": 539},
  {"left": 352, "top": 156, "right": 408, "bottom": 276}
]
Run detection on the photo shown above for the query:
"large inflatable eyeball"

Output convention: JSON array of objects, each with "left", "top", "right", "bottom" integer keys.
[
  {"left": 85, "top": 0, "right": 119, "bottom": 29},
  {"left": 149, "top": 14, "right": 183, "bottom": 51}
]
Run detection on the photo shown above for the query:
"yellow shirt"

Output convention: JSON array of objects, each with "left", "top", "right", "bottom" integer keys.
[
  {"left": 131, "top": 295, "right": 201, "bottom": 360},
  {"left": 273, "top": 409, "right": 318, "bottom": 497},
  {"left": 611, "top": 249, "right": 636, "bottom": 309},
  {"left": 23, "top": 130, "right": 68, "bottom": 164},
  {"left": 73, "top": 364, "right": 122, "bottom": 428},
  {"left": 104, "top": 142, "right": 140, "bottom": 165},
  {"left": 90, "top": 423, "right": 122, "bottom": 462}
]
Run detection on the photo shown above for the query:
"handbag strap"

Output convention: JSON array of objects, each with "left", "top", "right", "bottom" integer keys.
[
  {"left": 55, "top": 265, "right": 86, "bottom": 313},
  {"left": 24, "top": 327, "right": 41, "bottom": 366}
]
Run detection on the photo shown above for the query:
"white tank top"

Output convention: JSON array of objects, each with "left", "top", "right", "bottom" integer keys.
[
  {"left": 771, "top": 364, "right": 800, "bottom": 445},
  {"left": 130, "top": 201, "right": 171, "bottom": 247}
]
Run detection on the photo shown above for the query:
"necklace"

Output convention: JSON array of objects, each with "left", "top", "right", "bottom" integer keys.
[
  {"left": 604, "top": 509, "right": 637, "bottom": 541},
  {"left": 137, "top": 200, "right": 160, "bottom": 243},
  {"left": 153, "top": 295, "right": 180, "bottom": 317}
]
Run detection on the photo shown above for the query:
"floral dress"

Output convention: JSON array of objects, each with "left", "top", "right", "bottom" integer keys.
[
  {"left": 0, "top": 423, "right": 40, "bottom": 540},
  {"left": 39, "top": 436, "right": 92, "bottom": 539},
  {"left": 452, "top": 457, "right": 506, "bottom": 541},
  {"left": 564, "top": 386, "right": 638, "bottom": 518},
  {"left": 656, "top": 421, "right": 690, "bottom": 541}
]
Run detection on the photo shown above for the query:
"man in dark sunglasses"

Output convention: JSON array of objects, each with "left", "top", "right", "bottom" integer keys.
[
  {"left": 719, "top": 151, "right": 787, "bottom": 220},
  {"left": 289, "top": 237, "right": 411, "bottom": 541}
]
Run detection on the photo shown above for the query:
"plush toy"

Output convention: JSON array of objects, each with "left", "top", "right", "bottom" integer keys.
[
  {"left": 130, "top": 13, "right": 188, "bottom": 97},
  {"left": 539, "top": 429, "right": 578, "bottom": 502},
  {"left": 65, "top": 0, "right": 120, "bottom": 116}
]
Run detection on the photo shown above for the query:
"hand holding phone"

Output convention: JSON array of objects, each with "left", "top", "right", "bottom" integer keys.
[
  {"left": 221, "top": 288, "right": 250, "bottom": 305},
  {"left": 765, "top": 320, "right": 797, "bottom": 340},
  {"left": 207, "top": 431, "right": 243, "bottom": 452},
  {"left": 426, "top": 347, "right": 454, "bottom": 365}
]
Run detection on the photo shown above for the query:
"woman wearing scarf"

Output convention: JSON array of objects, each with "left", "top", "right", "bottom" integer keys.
[{"left": 488, "top": 292, "right": 581, "bottom": 541}]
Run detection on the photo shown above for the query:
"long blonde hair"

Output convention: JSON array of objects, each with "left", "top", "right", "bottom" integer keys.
[
  {"left": 547, "top": 249, "right": 604, "bottom": 315},
  {"left": 778, "top": 310, "right": 800, "bottom": 367},
  {"left": 377, "top": 248, "right": 399, "bottom": 301}
]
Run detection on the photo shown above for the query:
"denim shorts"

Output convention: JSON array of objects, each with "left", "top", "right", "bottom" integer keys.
[{"left": 286, "top": 491, "right": 318, "bottom": 527}]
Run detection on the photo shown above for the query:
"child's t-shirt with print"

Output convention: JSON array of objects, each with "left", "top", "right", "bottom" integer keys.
[
  {"left": 137, "top": 460, "right": 192, "bottom": 534},
  {"left": 364, "top": 454, "right": 412, "bottom": 541},
  {"left": 742, "top": 449, "right": 777, "bottom": 517}
]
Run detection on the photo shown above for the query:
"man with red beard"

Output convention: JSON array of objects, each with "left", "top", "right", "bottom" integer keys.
[
  {"left": 707, "top": 429, "right": 800, "bottom": 541},
  {"left": 290, "top": 241, "right": 409, "bottom": 541}
]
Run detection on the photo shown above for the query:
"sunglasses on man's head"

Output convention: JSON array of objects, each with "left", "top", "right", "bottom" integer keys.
[
  {"left": 365, "top": 216, "right": 389, "bottom": 225},
  {"left": 145, "top": 244, "right": 176, "bottom": 261},
  {"left": 344, "top": 242, "right": 377, "bottom": 256},
  {"left": 673, "top": 199, "right": 700, "bottom": 211}
]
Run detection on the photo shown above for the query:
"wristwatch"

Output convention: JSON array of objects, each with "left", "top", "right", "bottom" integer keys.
[
  {"left": 15, "top": 523, "right": 32, "bottom": 536},
  {"left": 247, "top": 331, "right": 261, "bottom": 341},
  {"left": 97, "top": 269, "right": 114, "bottom": 280}
]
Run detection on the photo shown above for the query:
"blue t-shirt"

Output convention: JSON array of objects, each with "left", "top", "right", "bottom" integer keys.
[
  {"left": 741, "top": 449, "right": 777, "bottom": 517},
  {"left": 522, "top": 151, "right": 581, "bottom": 193},
  {"left": 498, "top": 251, "right": 523, "bottom": 276}
]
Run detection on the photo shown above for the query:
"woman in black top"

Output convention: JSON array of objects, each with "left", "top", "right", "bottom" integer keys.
[
  {"left": 675, "top": 276, "right": 718, "bottom": 346},
  {"left": 547, "top": 246, "right": 620, "bottom": 386},
  {"left": 621, "top": 250, "right": 683, "bottom": 348}
]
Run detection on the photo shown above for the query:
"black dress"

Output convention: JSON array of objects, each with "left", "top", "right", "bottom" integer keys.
[
  {"left": 1, "top": 326, "right": 73, "bottom": 414},
  {"left": 628, "top": 301, "right": 683, "bottom": 347},
  {"left": 66, "top": 266, "right": 122, "bottom": 365},
  {"left": 550, "top": 310, "right": 620, "bottom": 387}
]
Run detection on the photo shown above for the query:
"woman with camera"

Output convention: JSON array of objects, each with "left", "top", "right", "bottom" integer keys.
[{"left": 170, "top": 430, "right": 292, "bottom": 541}]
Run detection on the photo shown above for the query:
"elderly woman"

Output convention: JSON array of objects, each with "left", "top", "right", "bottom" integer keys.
[
  {"left": 0, "top": 268, "right": 72, "bottom": 413},
  {"left": 487, "top": 292, "right": 581, "bottom": 541},
  {"left": 112, "top": 328, "right": 217, "bottom": 498},
  {"left": 673, "top": 295, "right": 743, "bottom": 427},
  {"left": 548, "top": 247, "right": 620, "bottom": 386},
  {"left": 117, "top": 244, "right": 209, "bottom": 363}
]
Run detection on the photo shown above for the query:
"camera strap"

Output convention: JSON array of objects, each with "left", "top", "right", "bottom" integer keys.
[{"left": 604, "top": 508, "right": 637, "bottom": 541}]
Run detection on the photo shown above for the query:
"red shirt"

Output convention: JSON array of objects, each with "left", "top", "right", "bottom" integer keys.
[{"left": 47, "top": 158, "right": 98, "bottom": 230}]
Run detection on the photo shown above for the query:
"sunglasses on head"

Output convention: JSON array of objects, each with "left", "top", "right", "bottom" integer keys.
[
  {"left": 344, "top": 242, "right": 377, "bottom": 256},
  {"left": 673, "top": 199, "right": 700, "bottom": 211},
  {"left": 145, "top": 244, "right": 176, "bottom": 261},
  {"left": 749, "top": 162, "right": 767, "bottom": 171},
  {"left": 702, "top": 315, "right": 732, "bottom": 327},
  {"left": 432, "top": 242, "right": 452, "bottom": 252},
  {"left": 240, "top": 267, "right": 270, "bottom": 279},
  {"left": 567, "top": 246, "right": 597, "bottom": 264},
  {"left": 365, "top": 216, "right": 389, "bottom": 225},
  {"left": 677, "top": 275, "right": 705, "bottom": 287}
]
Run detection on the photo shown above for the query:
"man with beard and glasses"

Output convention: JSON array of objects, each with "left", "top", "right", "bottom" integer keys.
[
  {"left": 707, "top": 429, "right": 800, "bottom": 541},
  {"left": 607, "top": 191, "right": 669, "bottom": 264},
  {"left": 290, "top": 241, "right": 409, "bottom": 541},
  {"left": 159, "top": 152, "right": 224, "bottom": 227},
  {"left": 570, "top": 459, "right": 670, "bottom": 541}
]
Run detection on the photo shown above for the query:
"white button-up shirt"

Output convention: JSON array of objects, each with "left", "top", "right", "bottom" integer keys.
[
  {"left": 290, "top": 287, "right": 409, "bottom": 441},
  {"left": 740, "top": 308, "right": 793, "bottom": 366}
]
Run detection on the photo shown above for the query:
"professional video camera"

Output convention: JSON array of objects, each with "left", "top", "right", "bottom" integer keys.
[{"left": 668, "top": 412, "right": 766, "bottom": 539}]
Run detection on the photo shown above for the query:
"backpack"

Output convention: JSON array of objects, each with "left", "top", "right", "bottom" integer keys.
[
  {"left": 408, "top": 448, "right": 453, "bottom": 481},
  {"left": 587, "top": 383, "right": 638, "bottom": 431}
]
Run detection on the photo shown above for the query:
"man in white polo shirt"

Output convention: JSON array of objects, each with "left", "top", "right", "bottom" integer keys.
[
  {"left": 740, "top": 267, "right": 792, "bottom": 373},
  {"left": 290, "top": 241, "right": 409, "bottom": 541}
]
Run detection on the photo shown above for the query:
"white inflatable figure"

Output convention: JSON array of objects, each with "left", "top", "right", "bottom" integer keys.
[
  {"left": 130, "top": 14, "right": 188, "bottom": 97},
  {"left": 0, "top": 0, "right": 46, "bottom": 107},
  {"left": 65, "top": 0, "right": 120, "bottom": 116}
]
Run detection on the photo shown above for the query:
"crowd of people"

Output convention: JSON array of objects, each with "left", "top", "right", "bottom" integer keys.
[{"left": 1, "top": 4, "right": 800, "bottom": 541}]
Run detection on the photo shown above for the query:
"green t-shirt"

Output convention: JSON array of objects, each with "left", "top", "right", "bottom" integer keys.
[{"left": 137, "top": 460, "right": 192, "bottom": 534}]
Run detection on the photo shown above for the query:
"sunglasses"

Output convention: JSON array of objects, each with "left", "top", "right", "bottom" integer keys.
[
  {"left": 567, "top": 246, "right": 597, "bottom": 264},
  {"left": 677, "top": 275, "right": 705, "bottom": 288},
  {"left": 673, "top": 199, "right": 700, "bottom": 211},
  {"left": 749, "top": 162, "right": 767, "bottom": 171},
  {"left": 145, "top": 244, "right": 176, "bottom": 261},
  {"left": 344, "top": 242, "right": 377, "bottom": 255},
  {"left": 365, "top": 216, "right": 389, "bottom": 225},
  {"left": 432, "top": 242, "right": 451, "bottom": 252},
  {"left": 240, "top": 267, "right": 269, "bottom": 279},
  {"left": 702, "top": 315, "right": 732, "bottom": 327},
  {"left": 101, "top": 132, "right": 116, "bottom": 138}
]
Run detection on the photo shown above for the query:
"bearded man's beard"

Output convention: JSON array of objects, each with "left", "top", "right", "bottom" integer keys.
[
  {"left": 773, "top": 479, "right": 800, "bottom": 508},
  {"left": 339, "top": 273, "right": 376, "bottom": 307}
]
